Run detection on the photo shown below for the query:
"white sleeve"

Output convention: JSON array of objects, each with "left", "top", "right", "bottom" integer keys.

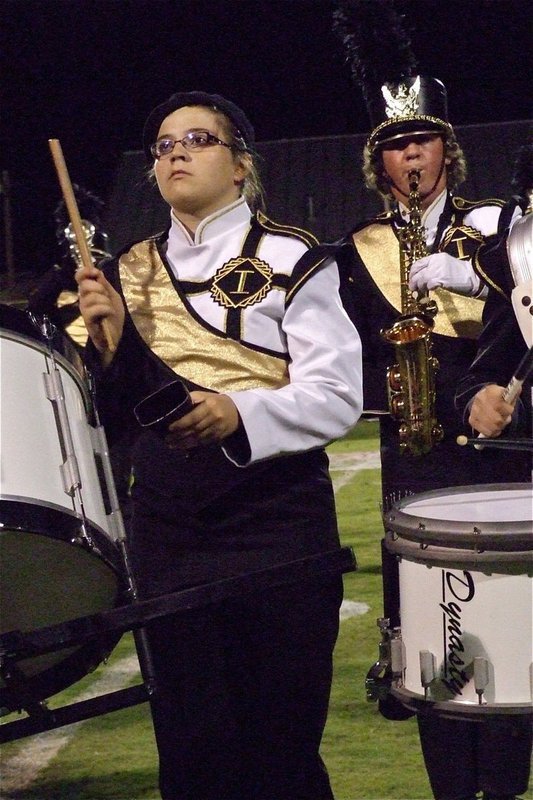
[
  {"left": 224, "top": 259, "right": 363, "bottom": 465},
  {"left": 463, "top": 205, "right": 503, "bottom": 237}
]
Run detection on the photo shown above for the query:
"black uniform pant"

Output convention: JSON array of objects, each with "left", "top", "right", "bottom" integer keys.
[
  {"left": 127, "top": 449, "right": 344, "bottom": 799},
  {"left": 142, "top": 577, "right": 343, "bottom": 800},
  {"left": 417, "top": 713, "right": 532, "bottom": 799}
]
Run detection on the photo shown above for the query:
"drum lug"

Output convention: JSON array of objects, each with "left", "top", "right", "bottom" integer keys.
[
  {"left": 90, "top": 424, "right": 128, "bottom": 544},
  {"left": 43, "top": 369, "right": 82, "bottom": 497},
  {"left": 473, "top": 656, "right": 490, "bottom": 704},
  {"left": 42, "top": 364, "right": 101, "bottom": 551},
  {"left": 390, "top": 628, "right": 405, "bottom": 681},
  {"left": 365, "top": 618, "right": 392, "bottom": 701},
  {"left": 419, "top": 649, "right": 436, "bottom": 699},
  {"left": 365, "top": 618, "right": 406, "bottom": 700}
]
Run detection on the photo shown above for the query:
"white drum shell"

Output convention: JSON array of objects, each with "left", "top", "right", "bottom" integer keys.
[
  {"left": 398, "top": 559, "right": 531, "bottom": 706},
  {"left": 0, "top": 332, "right": 109, "bottom": 536},
  {"left": 507, "top": 210, "right": 532, "bottom": 285},
  {"left": 511, "top": 280, "right": 533, "bottom": 347}
]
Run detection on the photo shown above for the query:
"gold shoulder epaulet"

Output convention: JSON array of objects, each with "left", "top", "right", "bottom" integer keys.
[
  {"left": 452, "top": 196, "right": 505, "bottom": 211},
  {"left": 349, "top": 211, "right": 393, "bottom": 237},
  {"left": 255, "top": 211, "right": 318, "bottom": 247}
]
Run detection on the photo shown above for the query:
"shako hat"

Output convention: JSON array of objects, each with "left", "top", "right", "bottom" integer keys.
[
  {"left": 367, "top": 74, "right": 452, "bottom": 149},
  {"left": 143, "top": 91, "right": 255, "bottom": 161},
  {"left": 333, "top": 0, "right": 453, "bottom": 152}
]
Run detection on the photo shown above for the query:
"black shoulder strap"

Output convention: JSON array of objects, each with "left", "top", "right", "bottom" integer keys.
[
  {"left": 255, "top": 211, "right": 319, "bottom": 248},
  {"left": 285, "top": 241, "right": 345, "bottom": 307}
]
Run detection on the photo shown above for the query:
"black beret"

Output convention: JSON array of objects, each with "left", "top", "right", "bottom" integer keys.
[{"left": 143, "top": 91, "right": 255, "bottom": 161}]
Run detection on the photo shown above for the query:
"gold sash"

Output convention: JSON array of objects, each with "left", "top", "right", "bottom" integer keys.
[
  {"left": 352, "top": 225, "right": 484, "bottom": 339},
  {"left": 119, "top": 240, "right": 289, "bottom": 392},
  {"left": 56, "top": 290, "right": 89, "bottom": 347}
]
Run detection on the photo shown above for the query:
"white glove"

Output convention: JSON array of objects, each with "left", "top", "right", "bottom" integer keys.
[{"left": 409, "top": 252, "right": 482, "bottom": 297}]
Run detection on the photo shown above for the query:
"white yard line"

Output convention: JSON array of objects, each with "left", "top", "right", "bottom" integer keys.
[
  {"left": 340, "top": 599, "right": 370, "bottom": 620},
  {"left": 329, "top": 451, "right": 379, "bottom": 621},
  {"left": 0, "top": 655, "right": 141, "bottom": 796},
  {"left": 0, "top": 451, "right": 380, "bottom": 795},
  {"left": 329, "top": 450, "right": 381, "bottom": 493}
]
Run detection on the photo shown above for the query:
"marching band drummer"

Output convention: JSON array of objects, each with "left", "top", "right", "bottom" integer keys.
[
  {"left": 456, "top": 284, "right": 532, "bottom": 449},
  {"left": 328, "top": 3, "right": 531, "bottom": 798},
  {"left": 456, "top": 142, "right": 533, "bottom": 451},
  {"left": 453, "top": 164, "right": 533, "bottom": 800},
  {"left": 75, "top": 90, "right": 362, "bottom": 800}
]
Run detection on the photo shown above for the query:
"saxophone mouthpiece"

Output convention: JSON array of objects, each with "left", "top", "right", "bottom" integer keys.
[{"left": 408, "top": 169, "right": 421, "bottom": 189}]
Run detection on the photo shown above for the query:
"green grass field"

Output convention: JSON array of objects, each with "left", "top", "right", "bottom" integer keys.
[{"left": 0, "top": 421, "right": 530, "bottom": 799}]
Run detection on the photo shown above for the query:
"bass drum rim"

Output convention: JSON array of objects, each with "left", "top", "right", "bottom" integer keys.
[{"left": 0, "top": 500, "right": 127, "bottom": 714}]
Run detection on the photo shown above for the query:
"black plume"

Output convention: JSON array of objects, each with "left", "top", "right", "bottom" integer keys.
[{"left": 332, "top": 0, "right": 418, "bottom": 107}]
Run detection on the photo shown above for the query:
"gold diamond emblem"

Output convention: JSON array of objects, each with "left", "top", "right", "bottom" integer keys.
[{"left": 211, "top": 257, "right": 273, "bottom": 309}]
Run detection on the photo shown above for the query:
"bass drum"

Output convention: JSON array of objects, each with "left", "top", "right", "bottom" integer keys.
[
  {"left": 383, "top": 483, "right": 533, "bottom": 719},
  {"left": 0, "top": 305, "right": 126, "bottom": 714}
]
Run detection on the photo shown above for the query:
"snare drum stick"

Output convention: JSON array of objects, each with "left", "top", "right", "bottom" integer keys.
[
  {"left": 499, "top": 345, "right": 533, "bottom": 404},
  {"left": 456, "top": 435, "right": 533, "bottom": 452},
  {"left": 48, "top": 139, "right": 116, "bottom": 353}
]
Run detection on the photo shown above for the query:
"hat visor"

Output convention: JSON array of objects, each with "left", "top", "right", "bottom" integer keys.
[{"left": 370, "top": 117, "right": 451, "bottom": 148}]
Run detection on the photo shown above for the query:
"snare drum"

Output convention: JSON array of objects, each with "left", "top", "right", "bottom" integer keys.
[
  {"left": 0, "top": 306, "right": 126, "bottom": 713},
  {"left": 383, "top": 484, "right": 532, "bottom": 718}
]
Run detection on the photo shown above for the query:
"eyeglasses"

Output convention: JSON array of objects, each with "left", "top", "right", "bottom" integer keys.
[{"left": 151, "top": 130, "right": 233, "bottom": 159}]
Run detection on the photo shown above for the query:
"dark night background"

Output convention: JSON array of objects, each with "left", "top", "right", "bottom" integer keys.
[{"left": 1, "top": 0, "right": 531, "bottom": 279}]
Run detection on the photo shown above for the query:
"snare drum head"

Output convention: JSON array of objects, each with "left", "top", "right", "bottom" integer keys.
[
  {"left": 0, "top": 503, "right": 126, "bottom": 714},
  {"left": 385, "top": 483, "right": 533, "bottom": 552}
]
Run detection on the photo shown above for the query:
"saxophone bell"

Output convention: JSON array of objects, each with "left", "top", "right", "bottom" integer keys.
[{"left": 382, "top": 316, "right": 443, "bottom": 455}]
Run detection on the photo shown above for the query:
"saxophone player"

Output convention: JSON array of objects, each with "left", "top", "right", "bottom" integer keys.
[
  {"left": 332, "top": 78, "right": 531, "bottom": 799},
  {"left": 333, "top": 72, "right": 524, "bottom": 506},
  {"left": 328, "top": 4, "right": 531, "bottom": 795}
]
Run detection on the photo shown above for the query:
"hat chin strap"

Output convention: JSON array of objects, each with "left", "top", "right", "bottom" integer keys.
[{"left": 385, "top": 155, "right": 447, "bottom": 202}]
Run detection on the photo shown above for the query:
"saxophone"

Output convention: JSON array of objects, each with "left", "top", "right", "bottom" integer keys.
[{"left": 381, "top": 170, "right": 443, "bottom": 455}]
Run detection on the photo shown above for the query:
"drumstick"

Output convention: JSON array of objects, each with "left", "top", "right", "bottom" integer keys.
[
  {"left": 457, "top": 345, "right": 533, "bottom": 450},
  {"left": 456, "top": 435, "right": 533, "bottom": 452},
  {"left": 499, "top": 345, "right": 533, "bottom": 404},
  {"left": 48, "top": 139, "right": 116, "bottom": 353}
]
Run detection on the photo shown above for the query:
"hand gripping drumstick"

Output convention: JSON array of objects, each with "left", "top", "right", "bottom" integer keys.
[
  {"left": 457, "top": 345, "right": 533, "bottom": 449},
  {"left": 48, "top": 139, "right": 116, "bottom": 353}
]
